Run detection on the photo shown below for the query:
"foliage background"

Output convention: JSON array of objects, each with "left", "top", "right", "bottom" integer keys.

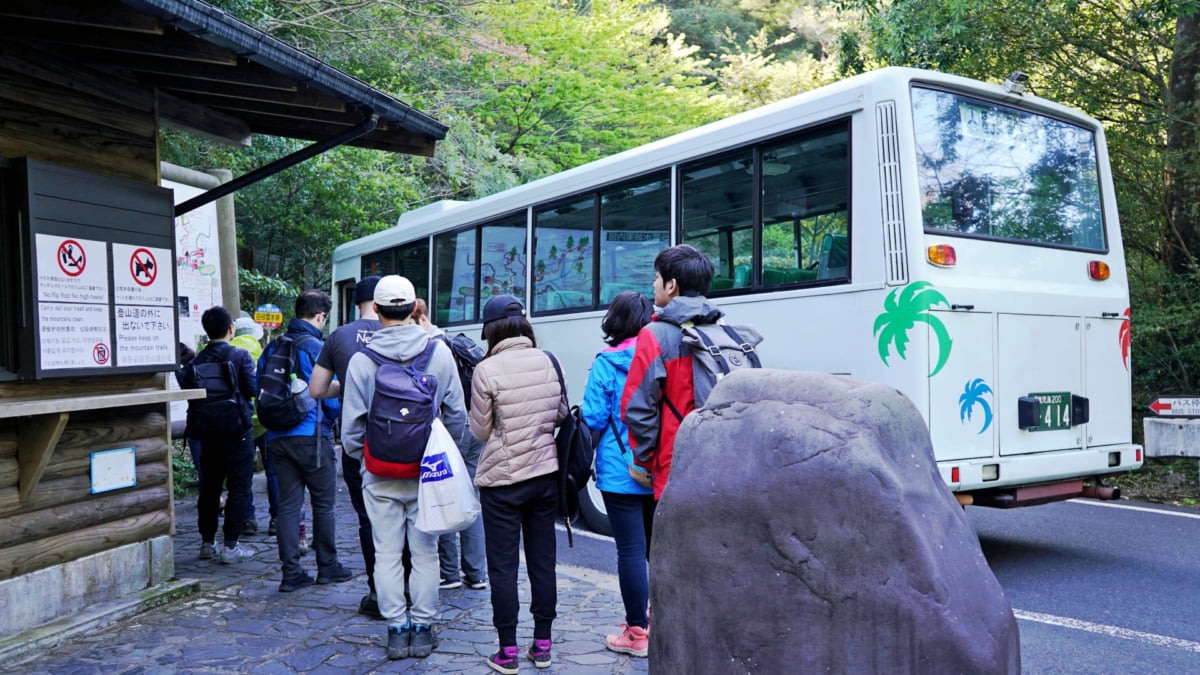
[{"left": 164, "top": 0, "right": 1200, "bottom": 450}]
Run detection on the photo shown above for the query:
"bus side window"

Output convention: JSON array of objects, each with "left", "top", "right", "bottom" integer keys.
[{"left": 816, "top": 233, "right": 848, "bottom": 280}]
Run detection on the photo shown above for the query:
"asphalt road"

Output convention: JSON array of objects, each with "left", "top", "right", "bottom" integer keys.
[{"left": 565, "top": 498, "right": 1200, "bottom": 673}]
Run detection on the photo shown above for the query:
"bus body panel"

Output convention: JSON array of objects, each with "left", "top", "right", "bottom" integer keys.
[{"left": 926, "top": 310, "right": 995, "bottom": 461}]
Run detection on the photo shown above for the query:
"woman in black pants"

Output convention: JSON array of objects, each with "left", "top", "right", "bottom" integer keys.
[{"left": 469, "top": 295, "right": 567, "bottom": 675}]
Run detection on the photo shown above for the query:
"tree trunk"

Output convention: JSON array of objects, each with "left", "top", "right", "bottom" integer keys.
[{"left": 1166, "top": 11, "right": 1200, "bottom": 272}]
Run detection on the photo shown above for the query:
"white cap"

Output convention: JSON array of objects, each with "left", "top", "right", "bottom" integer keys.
[{"left": 374, "top": 275, "right": 416, "bottom": 307}]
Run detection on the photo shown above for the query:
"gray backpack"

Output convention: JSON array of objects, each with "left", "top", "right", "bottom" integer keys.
[{"left": 680, "top": 320, "right": 764, "bottom": 408}]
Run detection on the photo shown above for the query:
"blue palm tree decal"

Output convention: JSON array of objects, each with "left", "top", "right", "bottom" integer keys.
[{"left": 959, "top": 378, "right": 993, "bottom": 434}]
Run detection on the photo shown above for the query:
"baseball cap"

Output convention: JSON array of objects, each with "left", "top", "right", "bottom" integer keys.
[
  {"left": 374, "top": 274, "right": 416, "bottom": 307},
  {"left": 354, "top": 275, "right": 382, "bottom": 305},
  {"left": 233, "top": 316, "right": 263, "bottom": 341},
  {"left": 480, "top": 294, "right": 525, "bottom": 339}
]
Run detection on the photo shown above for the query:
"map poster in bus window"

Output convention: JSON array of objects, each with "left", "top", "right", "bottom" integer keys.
[
  {"left": 34, "top": 233, "right": 113, "bottom": 370},
  {"left": 112, "top": 243, "right": 176, "bottom": 366}
]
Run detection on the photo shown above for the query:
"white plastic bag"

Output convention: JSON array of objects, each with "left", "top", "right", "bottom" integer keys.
[{"left": 415, "top": 418, "right": 481, "bottom": 535}]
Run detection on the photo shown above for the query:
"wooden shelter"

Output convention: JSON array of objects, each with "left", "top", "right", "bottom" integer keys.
[{"left": 0, "top": 0, "right": 446, "bottom": 652}]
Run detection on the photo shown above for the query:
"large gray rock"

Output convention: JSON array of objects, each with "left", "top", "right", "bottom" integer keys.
[{"left": 649, "top": 370, "right": 1019, "bottom": 674}]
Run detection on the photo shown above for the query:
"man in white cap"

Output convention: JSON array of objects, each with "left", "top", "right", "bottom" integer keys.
[{"left": 341, "top": 275, "right": 468, "bottom": 661}]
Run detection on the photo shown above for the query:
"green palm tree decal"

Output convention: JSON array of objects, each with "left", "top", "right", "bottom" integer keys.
[{"left": 873, "top": 281, "right": 953, "bottom": 377}]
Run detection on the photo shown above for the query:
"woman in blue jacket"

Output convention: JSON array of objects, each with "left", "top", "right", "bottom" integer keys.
[{"left": 580, "top": 291, "right": 655, "bottom": 658}]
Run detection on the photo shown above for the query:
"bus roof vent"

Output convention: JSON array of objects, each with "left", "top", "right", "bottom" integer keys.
[{"left": 877, "top": 101, "right": 908, "bottom": 285}]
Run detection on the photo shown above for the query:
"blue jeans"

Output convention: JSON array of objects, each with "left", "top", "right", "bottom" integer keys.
[
  {"left": 438, "top": 435, "right": 486, "bottom": 584},
  {"left": 601, "top": 491, "right": 655, "bottom": 628},
  {"left": 196, "top": 432, "right": 255, "bottom": 547},
  {"left": 270, "top": 434, "right": 340, "bottom": 581}
]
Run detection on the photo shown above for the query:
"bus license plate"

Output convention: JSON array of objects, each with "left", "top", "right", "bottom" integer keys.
[{"left": 1029, "top": 391, "right": 1071, "bottom": 431}]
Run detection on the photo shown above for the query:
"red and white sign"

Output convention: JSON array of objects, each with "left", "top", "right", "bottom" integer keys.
[
  {"left": 1148, "top": 397, "right": 1200, "bottom": 417},
  {"left": 57, "top": 239, "right": 86, "bottom": 277},
  {"left": 129, "top": 247, "right": 158, "bottom": 287}
]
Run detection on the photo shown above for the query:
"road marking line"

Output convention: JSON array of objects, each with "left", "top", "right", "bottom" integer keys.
[
  {"left": 1068, "top": 499, "right": 1200, "bottom": 520},
  {"left": 554, "top": 522, "right": 615, "bottom": 542},
  {"left": 1014, "top": 610, "right": 1200, "bottom": 653}
]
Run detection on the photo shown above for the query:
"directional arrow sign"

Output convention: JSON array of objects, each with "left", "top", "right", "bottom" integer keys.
[{"left": 1148, "top": 397, "right": 1200, "bottom": 417}]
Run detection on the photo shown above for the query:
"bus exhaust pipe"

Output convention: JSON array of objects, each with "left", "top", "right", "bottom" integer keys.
[{"left": 1081, "top": 485, "right": 1121, "bottom": 501}]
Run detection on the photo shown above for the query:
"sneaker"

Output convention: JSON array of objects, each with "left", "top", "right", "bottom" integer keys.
[
  {"left": 242, "top": 518, "right": 258, "bottom": 536},
  {"left": 606, "top": 623, "right": 649, "bottom": 658},
  {"left": 199, "top": 541, "right": 216, "bottom": 560},
  {"left": 487, "top": 645, "right": 520, "bottom": 674},
  {"left": 386, "top": 625, "right": 412, "bottom": 660},
  {"left": 278, "top": 573, "right": 315, "bottom": 593},
  {"left": 267, "top": 517, "right": 277, "bottom": 536},
  {"left": 317, "top": 563, "right": 354, "bottom": 585},
  {"left": 527, "top": 638, "right": 552, "bottom": 668},
  {"left": 359, "top": 593, "right": 384, "bottom": 620},
  {"left": 410, "top": 624, "right": 437, "bottom": 658},
  {"left": 439, "top": 578, "right": 462, "bottom": 590},
  {"left": 219, "top": 542, "right": 255, "bottom": 564},
  {"left": 466, "top": 578, "right": 489, "bottom": 590}
]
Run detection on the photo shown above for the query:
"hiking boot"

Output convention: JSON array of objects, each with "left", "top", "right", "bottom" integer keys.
[
  {"left": 219, "top": 542, "right": 255, "bottom": 564},
  {"left": 267, "top": 517, "right": 277, "bottom": 536},
  {"left": 316, "top": 563, "right": 354, "bottom": 584},
  {"left": 527, "top": 638, "right": 552, "bottom": 668},
  {"left": 359, "top": 593, "right": 384, "bottom": 620},
  {"left": 278, "top": 573, "right": 315, "bottom": 593},
  {"left": 199, "top": 541, "right": 216, "bottom": 560},
  {"left": 439, "top": 578, "right": 462, "bottom": 590},
  {"left": 387, "top": 625, "right": 412, "bottom": 660},
  {"left": 606, "top": 623, "right": 649, "bottom": 657},
  {"left": 242, "top": 518, "right": 258, "bottom": 536},
  {"left": 487, "top": 645, "right": 520, "bottom": 674},
  {"left": 466, "top": 578, "right": 489, "bottom": 590},
  {"left": 409, "top": 624, "right": 437, "bottom": 658}
]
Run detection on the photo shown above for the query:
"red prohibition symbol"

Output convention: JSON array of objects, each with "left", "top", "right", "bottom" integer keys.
[
  {"left": 93, "top": 343, "right": 110, "bottom": 365},
  {"left": 130, "top": 248, "right": 157, "bottom": 287},
  {"left": 58, "top": 239, "right": 86, "bottom": 277}
]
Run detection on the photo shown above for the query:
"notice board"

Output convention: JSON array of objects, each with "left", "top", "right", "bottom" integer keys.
[{"left": 13, "top": 158, "right": 178, "bottom": 379}]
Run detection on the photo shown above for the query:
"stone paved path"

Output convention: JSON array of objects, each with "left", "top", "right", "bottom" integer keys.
[{"left": 9, "top": 468, "right": 649, "bottom": 674}]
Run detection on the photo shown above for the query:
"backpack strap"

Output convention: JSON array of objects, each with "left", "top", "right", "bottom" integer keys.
[
  {"left": 607, "top": 415, "right": 630, "bottom": 458},
  {"left": 545, "top": 351, "right": 568, "bottom": 408},
  {"left": 413, "top": 339, "right": 440, "bottom": 372}
]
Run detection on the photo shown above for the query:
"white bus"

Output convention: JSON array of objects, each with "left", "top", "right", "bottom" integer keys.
[{"left": 331, "top": 67, "right": 1142, "bottom": 533}]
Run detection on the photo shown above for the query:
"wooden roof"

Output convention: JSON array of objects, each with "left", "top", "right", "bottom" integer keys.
[{"left": 0, "top": 0, "right": 447, "bottom": 155}]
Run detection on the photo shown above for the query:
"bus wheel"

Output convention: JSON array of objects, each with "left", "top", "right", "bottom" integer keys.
[{"left": 579, "top": 477, "right": 612, "bottom": 536}]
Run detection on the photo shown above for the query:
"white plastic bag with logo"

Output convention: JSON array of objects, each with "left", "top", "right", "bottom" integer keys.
[{"left": 415, "top": 418, "right": 481, "bottom": 535}]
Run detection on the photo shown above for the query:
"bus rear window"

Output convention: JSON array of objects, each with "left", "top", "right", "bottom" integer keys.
[{"left": 912, "top": 87, "right": 1106, "bottom": 252}]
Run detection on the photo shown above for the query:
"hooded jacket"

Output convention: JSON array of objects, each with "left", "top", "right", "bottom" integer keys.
[
  {"left": 620, "top": 295, "right": 724, "bottom": 500},
  {"left": 259, "top": 318, "right": 339, "bottom": 440},
  {"left": 581, "top": 337, "right": 652, "bottom": 495},
  {"left": 340, "top": 323, "right": 468, "bottom": 488},
  {"left": 469, "top": 336, "right": 567, "bottom": 488}
]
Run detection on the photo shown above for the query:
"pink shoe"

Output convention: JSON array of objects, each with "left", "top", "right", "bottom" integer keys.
[{"left": 606, "top": 623, "right": 649, "bottom": 657}]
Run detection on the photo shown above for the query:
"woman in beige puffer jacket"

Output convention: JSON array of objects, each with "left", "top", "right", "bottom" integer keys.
[{"left": 469, "top": 295, "right": 567, "bottom": 672}]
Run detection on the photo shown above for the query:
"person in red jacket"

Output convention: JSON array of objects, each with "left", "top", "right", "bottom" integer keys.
[{"left": 620, "top": 244, "right": 720, "bottom": 501}]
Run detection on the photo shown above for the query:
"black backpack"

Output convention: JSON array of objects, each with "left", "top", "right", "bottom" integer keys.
[
  {"left": 256, "top": 334, "right": 316, "bottom": 431},
  {"left": 437, "top": 332, "right": 485, "bottom": 410},
  {"left": 184, "top": 347, "right": 249, "bottom": 441},
  {"left": 546, "top": 351, "right": 595, "bottom": 547},
  {"left": 361, "top": 341, "right": 440, "bottom": 479}
]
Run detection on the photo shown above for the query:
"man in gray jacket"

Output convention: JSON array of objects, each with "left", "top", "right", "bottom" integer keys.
[{"left": 341, "top": 275, "right": 468, "bottom": 661}]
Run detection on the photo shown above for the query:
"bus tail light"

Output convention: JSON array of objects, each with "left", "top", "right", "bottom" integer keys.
[
  {"left": 927, "top": 244, "right": 956, "bottom": 267},
  {"left": 950, "top": 466, "right": 960, "bottom": 483},
  {"left": 1088, "top": 261, "right": 1110, "bottom": 280}
]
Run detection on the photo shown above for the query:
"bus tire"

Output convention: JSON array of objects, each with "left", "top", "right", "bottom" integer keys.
[{"left": 579, "top": 477, "right": 612, "bottom": 537}]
